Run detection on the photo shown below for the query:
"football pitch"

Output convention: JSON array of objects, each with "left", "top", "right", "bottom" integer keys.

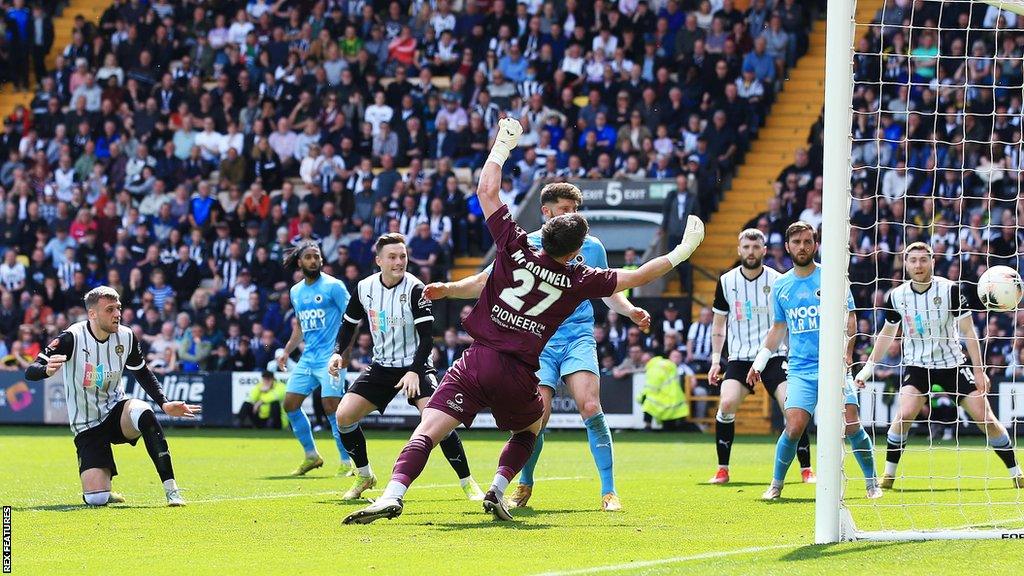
[{"left": 3, "top": 426, "right": 1022, "bottom": 575}]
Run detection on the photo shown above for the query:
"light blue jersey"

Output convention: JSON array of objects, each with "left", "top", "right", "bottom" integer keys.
[
  {"left": 771, "top": 265, "right": 858, "bottom": 414},
  {"left": 526, "top": 231, "right": 609, "bottom": 348},
  {"left": 290, "top": 273, "right": 350, "bottom": 368}
]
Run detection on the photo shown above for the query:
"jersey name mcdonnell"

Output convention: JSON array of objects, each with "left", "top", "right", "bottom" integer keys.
[{"left": 510, "top": 250, "right": 572, "bottom": 288}]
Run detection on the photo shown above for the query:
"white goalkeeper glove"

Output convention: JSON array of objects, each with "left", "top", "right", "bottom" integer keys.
[
  {"left": 487, "top": 117, "right": 523, "bottom": 167},
  {"left": 667, "top": 215, "right": 706, "bottom": 266}
]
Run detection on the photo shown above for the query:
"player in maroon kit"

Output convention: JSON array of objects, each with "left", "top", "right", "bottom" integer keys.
[{"left": 343, "top": 118, "right": 705, "bottom": 524}]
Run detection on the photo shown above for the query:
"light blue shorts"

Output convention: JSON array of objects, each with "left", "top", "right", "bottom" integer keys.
[
  {"left": 286, "top": 364, "right": 346, "bottom": 398},
  {"left": 784, "top": 372, "right": 859, "bottom": 415},
  {"left": 536, "top": 336, "right": 600, "bottom": 390}
]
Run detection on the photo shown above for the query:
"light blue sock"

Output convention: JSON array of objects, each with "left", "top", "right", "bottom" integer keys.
[
  {"left": 773, "top": 433, "right": 800, "bottom": 485},
  {"left": 847, "top": 426, "right": 877, "bottom": 487},
  {"left": 287, "top": 409, "right": 317, "bottom": 455},
  {"left": 518, "top": 428, "right": 545, "bottom": 486},
  {"left": 584, "top": 413, "right": 615, "bottom": 495},
  {"left": 326, "top": 413, "right": 352, "bottom": 465}
]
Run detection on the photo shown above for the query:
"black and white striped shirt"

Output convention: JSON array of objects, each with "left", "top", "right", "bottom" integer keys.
[
  {"left": 712, "top": 266, "right": 784, "bottom": 361},
  {"left": 39, "top": 321, "right": 146, "bottom": 435},
  {"left": 220, "top": 258, "right": 244, "bottom": 292},
  {"left": 345, "top": 272, "right": 433, "bottom": 369},
  {"left": 687, "top": 320, "right": 713, "bottom": 362},
  {"left": 884, "top": 277, "right": 968, "bottom": 369}
]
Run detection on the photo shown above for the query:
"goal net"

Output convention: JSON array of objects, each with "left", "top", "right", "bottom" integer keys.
[{"left": 819, "top": 0, "right": 1024, "bottom": 541}]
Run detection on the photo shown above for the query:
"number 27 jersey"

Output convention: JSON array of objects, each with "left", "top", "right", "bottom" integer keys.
[{"left": 463, "top": 205, "right": 619, "bottom": 370}]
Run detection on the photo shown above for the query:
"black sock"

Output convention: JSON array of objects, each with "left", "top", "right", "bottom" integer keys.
[
  {"left": 886, "top": 436, "right": 906, "bottom": 465},
  {"left": 137, "top": 410, "right": 175, "bottom": 483},
  {"left": 715, "top": 419, "right": 735, "bottom": 466},
  {"left": 438, "top": 431, "right": 472, "bottom": 479},
  {"left": 340, "top": 425, "right": 369, "bottom": 468},
  {"left": 797, "top": 431, "right": 812, "bottom": 469},
  {"left": 991, "top": 438, "right": 1019, "bottom": 470}
]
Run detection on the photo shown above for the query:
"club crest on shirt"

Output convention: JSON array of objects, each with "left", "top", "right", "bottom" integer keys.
[
  {"left": 48, "top": 338, "right": 60, "bottom": 350},
  {"left": 763, "top": 286, "right": 771, "bottom": 294},
  {"left": 400, "top": 294, "right": 407, "bottom": 304},
  {"left": 933, "top": 296, "right": 942, "bottom": 306},
  {"left": 115, "top": 345, "right": 124, "bottom": 357},
  {"left": 314, "top": 295, "right": 323, "bottom": 303},
  {"left": 815, "top": 289, "right": 821, "bottom": 299}
]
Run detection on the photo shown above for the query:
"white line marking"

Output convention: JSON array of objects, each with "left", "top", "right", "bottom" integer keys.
[{"left": 529, "top": 544, "right": 800, "bottom": 576}]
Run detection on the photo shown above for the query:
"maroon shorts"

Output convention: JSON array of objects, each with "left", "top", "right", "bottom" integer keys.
[{"left": 427, "top": 344, "right": 543, "bottom": 431}]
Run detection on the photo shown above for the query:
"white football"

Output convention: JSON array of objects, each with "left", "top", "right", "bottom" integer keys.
[{"left": 977, "top": 266, "right": 1024, "bottom": 312}]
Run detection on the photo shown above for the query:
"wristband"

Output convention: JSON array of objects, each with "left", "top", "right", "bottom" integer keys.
[
  {"left": 666, "top": 243, "right": 690, "bottom": 267},
  {"left": 711, "top": 353, "right": 722, "bottom": 364},
  {"left": 486, "top": 144, "right": 511, "bottom": 167},
  {"left": 752, "top": 348, "right": 772, "bottom": 372}
]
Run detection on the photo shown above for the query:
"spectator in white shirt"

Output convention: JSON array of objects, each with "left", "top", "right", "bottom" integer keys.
[
  {"left": 364, "top": 91, "right": 394, "bottom": 136},
  {"left": 881, "top": 161, "right": 911, "bottom": 202}
]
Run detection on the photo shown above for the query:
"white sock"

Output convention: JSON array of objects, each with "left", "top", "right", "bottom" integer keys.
[
  {"left": 770, "top": 479, "right": 784, "bottom": 489},
  {"left": 718, "top": 465, "right": 729, "bottom": 471},
  {"left": 357, "top": 465, "right": 373, "bottom": 478},
  {"left": 800, "top": 467, "right": 811, "bottom": 472},
  {"left": 381, "top": 480, "right": 408, "bottom": 500},
  {"left": 459, "top": 476, "right": 472, "bottom": 488},
  {"left": 305, "top": 450, "right": 319, "bottom": 458},
  {"left": 1009, "top": 466, "right": 1022, "bottom": 478},
  {"left": 490, "top": 474, "right": 510, "bottom": 498},
  {"left": 884, "top": 461, "right": 899, "bottom": 477},
  {"left": 163, "top": 479, "right": 179, "bottom": 492}
]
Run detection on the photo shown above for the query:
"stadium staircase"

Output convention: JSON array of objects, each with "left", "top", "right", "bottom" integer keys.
[{"left": 0, "top": 1, "right": 107, "bottom": 125}]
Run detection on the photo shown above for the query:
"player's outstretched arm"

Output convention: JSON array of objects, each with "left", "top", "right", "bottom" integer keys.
[
  {"left": 747, "top": 321, "right": 787, "bottom": 386},
  {"left": 602, "top": 292, "right": 651, "bottom": 332},
  {"left": 611, "top": 216, "right": 705, "bottom": 293},
  {"left": 424, "top": 271, "right": 488, "bottom": 301},
  {"left": 853, "top": 321, "right": 898, "bottom": 386},
  {"left": 958, "top": 313, "right": 990, "bottom": 393},
  {"left": 25, "top": 332, "right": 74, "bottom": 381},
  {"left": 476, "top": 117, "right": 523, "bottom": 220}
]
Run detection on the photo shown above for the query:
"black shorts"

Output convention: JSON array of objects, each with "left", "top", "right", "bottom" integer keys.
[
  {"left": 725, "top": 357, "right": 788, "bottom": 397},
  {"left": 903, "top": 365, "right": 978, "bottom": 399},
  {"left": 73, "top": 399, "right": 139, "bottom": 476},
  {"left": 348, "top": 363, "right": 438, "bottom": 413}
]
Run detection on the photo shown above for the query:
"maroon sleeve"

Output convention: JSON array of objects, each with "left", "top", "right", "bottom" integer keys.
[
  {"left": 485, "top": 204, "right": 527, "bottom": 252},
  {"left": 576, "top": 266, "right": 619, "bottom": 299}
]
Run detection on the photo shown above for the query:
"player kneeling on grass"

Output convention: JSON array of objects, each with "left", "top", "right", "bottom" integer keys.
[
  {"left": 342, "top": 117, "right": 705, "bottom": 525},
  {"left": 854, "top": 242, "right": 1022, "bottom": 489},
  {"left": 747, "top": 223, "right": 881, "bottom": 501},
  {"left": 24, "top": 286, "right": 200, "bottom": 506},
  {"left": 328, "top": 232, "right": 484, "bottom": 502}
]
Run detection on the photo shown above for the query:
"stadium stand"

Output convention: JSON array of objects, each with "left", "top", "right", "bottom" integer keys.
[{"left": 0, "top": 0, "right": 818, "bottom": 430}]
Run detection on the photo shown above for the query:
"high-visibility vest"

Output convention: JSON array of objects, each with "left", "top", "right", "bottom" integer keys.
[{"left": 638, "top": 356, "right": 690, "bottom": 422}]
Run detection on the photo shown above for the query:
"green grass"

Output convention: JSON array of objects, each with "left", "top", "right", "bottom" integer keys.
[{"left": 3, "top": 426, "right": 1023, "bottom": 575}]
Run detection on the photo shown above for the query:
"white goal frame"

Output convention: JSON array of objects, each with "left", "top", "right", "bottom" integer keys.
[{"left": 817, "top": 0, "right": 1024, "bottom": 543}]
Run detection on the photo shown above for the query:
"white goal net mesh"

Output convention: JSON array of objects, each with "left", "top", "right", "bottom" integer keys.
[{"left": 841, "top": 0, "right": 1024, "bottom": 535}]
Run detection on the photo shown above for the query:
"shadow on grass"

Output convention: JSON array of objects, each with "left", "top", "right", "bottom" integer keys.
[
  {"left": 13, "top": 503, "right": 166, "bottom": 512},
  {"left": 261, "top": 475, "right": 326, "bottom": 480},
  {"left": 424, "top": 520, "right": 555, "bottom": 531},
  {"left": 780, "top": 540, "right": 924, "bottom": 562},
  {"left": 703, "top": 481, "right": 767, "bottom": 487},
  {"left": 765, "top": 497, "right": 816, "bottom": 503}
]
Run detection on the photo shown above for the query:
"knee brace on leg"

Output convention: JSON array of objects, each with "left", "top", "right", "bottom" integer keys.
[{"left": 83, "top": 491, "right": 111, "bottom": 506}]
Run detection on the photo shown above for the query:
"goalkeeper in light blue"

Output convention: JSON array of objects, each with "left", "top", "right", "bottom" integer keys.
[{"left": 746, "top": 222, "right": 882, "bottom": 501}]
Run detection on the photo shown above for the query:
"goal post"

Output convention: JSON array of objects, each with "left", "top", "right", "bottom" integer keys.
[
  {"left": 817, "top": 0, "right": 857, "bottom": 545},
  {"left": 818, "top": 0, "right": 1024, "bottom": 542}
]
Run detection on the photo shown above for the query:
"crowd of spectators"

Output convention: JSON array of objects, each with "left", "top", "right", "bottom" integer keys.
[
  {"left": 0, "top": 0, "right": 814, "bottom": 375},
  {"left": 738, "top": 0, "right": 1024, "bottom": 389}
]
